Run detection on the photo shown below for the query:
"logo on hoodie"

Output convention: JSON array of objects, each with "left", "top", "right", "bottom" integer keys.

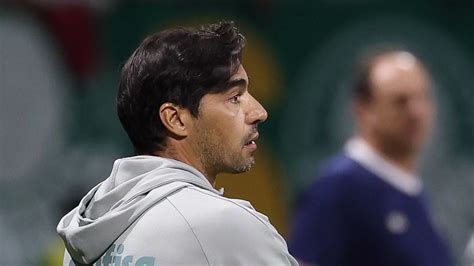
[{"left": 70, "top": 244, "right": 155, "bottom": 266}]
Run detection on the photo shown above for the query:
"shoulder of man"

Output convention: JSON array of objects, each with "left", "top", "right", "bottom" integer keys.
[
  {"left": 163, "top": 186, "right": 298, "bottom": 265},
  {"left": 64, "top": 185, "right": 297, "bottom": 266},
  {"left": 317, "top": 153, "right": 360, "bottom": 179},
  {"left": 294, "top": 153, "right": 371, "bottom": 215}
]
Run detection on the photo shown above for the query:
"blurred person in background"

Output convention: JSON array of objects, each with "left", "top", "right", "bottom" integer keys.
[
  {"left": 289, "top": 48, "right": 452, "bottom": 266},
  {"left": 57, "top": 21, "right": 297, "bottom": 266}
]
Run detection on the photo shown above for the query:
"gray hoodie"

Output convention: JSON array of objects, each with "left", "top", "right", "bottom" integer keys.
[{"left": 57, "top": 156, "right": 297, "bottom": 266}]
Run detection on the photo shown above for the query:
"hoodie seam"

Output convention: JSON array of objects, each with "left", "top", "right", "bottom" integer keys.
[
  {"left": 165, "top": 198, "right": 211, "bottom": 266},
  {"left": 110, "top": 159, "right": 123, "bottom": 186}
]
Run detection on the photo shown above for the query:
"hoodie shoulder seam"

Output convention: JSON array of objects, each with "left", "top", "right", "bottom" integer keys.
[{"left": 165, "top": 198, "right": 211, "bottom": 266}]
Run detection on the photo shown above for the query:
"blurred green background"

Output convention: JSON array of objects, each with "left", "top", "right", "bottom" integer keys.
[{"left": 1, "top": 0, "right": 473, "bottom": 265}]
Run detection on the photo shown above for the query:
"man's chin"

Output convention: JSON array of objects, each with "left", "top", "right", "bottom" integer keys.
[
  {"left": 228, "top": 157, "right": 255, "bottom": 173},
  {"left": 392, "top": 141, "right": 421, "bottom": 156}
]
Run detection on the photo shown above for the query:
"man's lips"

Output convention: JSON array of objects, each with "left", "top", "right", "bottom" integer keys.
[{"left": 244, "top": 133, "right": 259, "bottom": 149}]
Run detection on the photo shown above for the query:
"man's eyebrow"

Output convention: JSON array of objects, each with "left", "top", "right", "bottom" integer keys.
[{"left": 225, "top": 78, "right": 248, "bottom": 90}]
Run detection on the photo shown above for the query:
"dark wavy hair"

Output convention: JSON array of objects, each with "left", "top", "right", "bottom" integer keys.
[{"left": 117, "top": 21, "right": 246, "bottom": 154}]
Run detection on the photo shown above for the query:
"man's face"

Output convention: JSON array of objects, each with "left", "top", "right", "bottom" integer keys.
[
  {"left": 188, "top": 65, "right": 268, "bottom": 176},
  {"left": 363, "top": 52, "right": 434, "bottom": 155}
]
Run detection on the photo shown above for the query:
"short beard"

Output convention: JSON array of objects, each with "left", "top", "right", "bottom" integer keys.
[
  {"left": 377, "top": 132, "right": 420, "bottom": 159},
  {"left": 196, "top": 128, "right": 255, "bottom": 176},
  {"left": 227, "top": 156, "right": 255, "bottom": 173}
]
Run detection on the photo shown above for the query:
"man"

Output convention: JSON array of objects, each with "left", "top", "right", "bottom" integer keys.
[
  {"left": 289, "top": 49, "right": 452, "bottom": 266},
  {"left": 57, "top": 21, "right": 297, "bottom": 266}
]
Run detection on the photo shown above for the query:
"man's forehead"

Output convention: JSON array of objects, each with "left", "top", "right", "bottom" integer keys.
[
  {"left": 371, "top": 55, "right": 430, "bottom": 94},
  {"left": 230, "top": 65, "right": 249, "bottom": 84},
  {"left": 372, "top": 54, "right": 420, "bottom": 81}
]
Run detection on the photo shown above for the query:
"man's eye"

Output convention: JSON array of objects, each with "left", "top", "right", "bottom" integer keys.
[{"left": 229, "top": 95, "right": 240, "bottom": 103}]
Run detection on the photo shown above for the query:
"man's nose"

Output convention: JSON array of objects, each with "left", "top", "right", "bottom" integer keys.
[
  {"left": 407, "top": 97, "right": 430, "bottom": 118},
  {"left": 246, "top": 94, "right": 268, "bottom": 125}
]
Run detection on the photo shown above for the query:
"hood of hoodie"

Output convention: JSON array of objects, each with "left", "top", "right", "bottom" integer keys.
[{"left": 57, "top": 156, "right": 222, "bottom": 264}]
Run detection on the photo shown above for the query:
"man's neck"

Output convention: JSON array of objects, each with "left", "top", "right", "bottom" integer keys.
[
  {"left": 363, "top": 135, "right": 417, "bottom": 174},
  {"left": 152, "top": 143, "right": 217, "bottom": 186}
]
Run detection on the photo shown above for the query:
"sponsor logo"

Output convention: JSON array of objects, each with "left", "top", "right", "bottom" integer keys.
[
  {"left": 385, "top": 210, "right": 409, "bottom": 235},
  {"left": 70, "top": 244, "right": 155, "bottom": 266}
]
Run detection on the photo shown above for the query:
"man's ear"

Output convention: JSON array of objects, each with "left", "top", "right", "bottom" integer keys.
[{"left": 159, "top": 103, "right": 192, "bottom": 137}]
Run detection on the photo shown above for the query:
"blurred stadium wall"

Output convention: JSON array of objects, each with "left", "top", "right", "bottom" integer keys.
[{"left": 1, "top": 1, "right": 473, "bottom": 265}]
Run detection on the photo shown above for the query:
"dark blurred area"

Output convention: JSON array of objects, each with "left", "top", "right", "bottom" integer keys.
[{"left": 1, "top": 0, "right": 473, "bottom": 265}]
